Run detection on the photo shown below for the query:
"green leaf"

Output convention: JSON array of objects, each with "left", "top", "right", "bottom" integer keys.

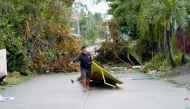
[{"left": 119, "top": 46, "right": 142, "bottom": 65}]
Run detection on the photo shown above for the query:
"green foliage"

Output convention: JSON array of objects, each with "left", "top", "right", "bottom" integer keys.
[
  {"left": 143, "top": 54, "right": 164, "bottom": 71},
  {"left": 165, "top": 36, "right": 181, "bottom": 66},
  {"left": 108, "top": 0, "right": 140, "bottom": 40},
  {"left": 138, "top": 0, "right": 190, "bottom": 37},
  {"left": 171, "top": 35, "right": 178, "bottom": 55},
  {"left": 149, "top": 38, "right": 180, "bottom": 74},
  {"left": 0, "top": 31, "right": 5, "bottom": 49},
  {"left": 4, "top": 76, "right": 31, "bottom": 85},
  {"left": 161, "top": 36, "right": 180, "bottom": 66},
  {"left": 175, "top": 53, "right": 182, "bottom": 66},
  {"left": 80, "top": 39, "right": 91, "bottom": 46},
  {"left": 135, "top": 38, "right": 151, "bottom": 55},
  {"left": 0, "top": 0, "right": 78, "bottom": 73},
  {"left": 187, "top": 57, "right": 190, "bottom": 64},
  {"left": 0, "top": 1, "right": 29, "bottom": 73},
  {"left": 5, "top": 36, "right": 29, "bottom": 73},
  {"left": 73, "top": 1, "right": 104, "bottom": 45},
  {"left": 78, "top": 12, "right": 103, "bottom": 45},
  {"left": 143, "top": 38, "right": 182, "bottom": 71},
  {"left": 143, "top": 47, "right": 180, "bottom": 72},
  {"left": 107, "top": 0, "right": 190, "bottom": 68}
]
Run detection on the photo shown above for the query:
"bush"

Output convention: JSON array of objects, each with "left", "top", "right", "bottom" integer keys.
[{"left": 143, "top": 54, "right": 164, "bottom": 70}]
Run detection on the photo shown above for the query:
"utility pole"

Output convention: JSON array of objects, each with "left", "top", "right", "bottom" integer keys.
[
  {"left": 77, "top": 19, "right": 80, "bottom": 39},
  {"left": 90, "top": 19, "right": 92, "bottom": 39}
]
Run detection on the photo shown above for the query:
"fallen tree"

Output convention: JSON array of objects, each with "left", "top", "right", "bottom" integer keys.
[
  {"left": 24, "top": 20, "right": 80, "bottom": 73},
  {"left": 95, "top": 19, "right": 142, "bottom": 67},
  {"left": 0, "top": 0, "right": 80, "bottom": 74}
]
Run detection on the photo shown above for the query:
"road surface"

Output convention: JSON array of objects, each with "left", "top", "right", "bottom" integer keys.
[{"left": 0, "top": 72, "right": 190, "bottom": 109}]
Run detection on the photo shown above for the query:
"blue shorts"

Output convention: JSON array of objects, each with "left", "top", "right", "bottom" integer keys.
[{"left": 81, "top": 67, "right": 91, "bottom": 78}]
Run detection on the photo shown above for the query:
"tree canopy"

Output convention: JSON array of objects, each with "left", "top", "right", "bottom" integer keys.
[
  {"left": 0, "top": 0, "right": 80, "bottom": 74},
  {"left": 95, "top": 0, "right": 190, "bottom": 68}
]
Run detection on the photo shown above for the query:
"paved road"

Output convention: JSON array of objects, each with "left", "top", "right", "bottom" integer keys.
[
  {"left": 86, "top": 45, "right": 100, "bottom": 58},
  {"left": 1, "top": 72, "right": 190, "bottom": 109},
  {"left": 86, "top": 45, "right": 99, "bottom": 52}
]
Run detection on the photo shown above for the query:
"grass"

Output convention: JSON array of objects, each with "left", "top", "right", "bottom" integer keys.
[
  {"left": 0, "top": 72, "right": 79, "bottom": 91},
  {"left": 77, "top": 76, "right": 82, "bottom": 81},
  {"left": 0, "top": 75, "right": 34, "bottom": 92},
  {"left": 4, "top": 76, "right": 31, "bottom": 85},
  {"left": 186, "top": 56, "right": 190, "bottom": 64}
]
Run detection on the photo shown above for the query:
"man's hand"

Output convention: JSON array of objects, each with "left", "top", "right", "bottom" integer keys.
[{"left": 69, "top": 61, "right": 73, "bottom": 66}]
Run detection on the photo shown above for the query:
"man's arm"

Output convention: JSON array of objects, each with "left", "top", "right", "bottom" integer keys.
[
  {"left": 70, "top": 54, "right": 81, "bottom": 65},
  {"left": 72, "top": 54, "right": 81, "bottom": 63}
]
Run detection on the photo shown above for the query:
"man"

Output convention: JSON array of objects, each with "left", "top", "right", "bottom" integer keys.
[{"left": 69, "top": 46, "right": 92, "bottom": 92}]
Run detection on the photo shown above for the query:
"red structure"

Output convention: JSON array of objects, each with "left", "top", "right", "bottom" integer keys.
[{"left": 175, "top": 30, "right": 190, "bottom": 56}]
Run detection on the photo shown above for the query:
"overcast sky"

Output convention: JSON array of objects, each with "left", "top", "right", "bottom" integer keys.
[{"left": 74, "top": 0, "right": 111, "bottom": 19}]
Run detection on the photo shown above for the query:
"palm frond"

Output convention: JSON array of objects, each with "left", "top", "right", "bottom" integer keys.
[{"left": 119, "top": 46, "right": 142, "bottom": 65}]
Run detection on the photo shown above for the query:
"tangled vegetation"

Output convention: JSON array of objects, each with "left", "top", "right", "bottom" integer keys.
[
  {"left": 25, "top": 22, "right": 80, "bottom": 73},
  {"left": 0, "top": 0, "right": 80, "bottom": 74},
  {"left": 95, "top": 0, "right": 190, "bottom": 72},
  {"left": 95, "top": 19, "right": 142, "bottom": 67},
  {"left": 143, "top": 36, "right": 182, "bottom": 72}
]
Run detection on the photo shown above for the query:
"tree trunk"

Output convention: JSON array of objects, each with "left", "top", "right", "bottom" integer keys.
[
  {"left": 181, "top": 30, "right": 186, "bottom": 65},
  {"left": 163, "top": 26, "right": 167, "bottom": 52},
  {"left": 127, "top": 53, "right": 134, "bottom": 65},
  {"left": 148, "top": 38, "right": 152, "bottom": 50},
  {"left": 181, "top": 54, "right": 186, "bottom": 65},
  {"left": 166, "top": 30, "right": 176, "bottom": 68},
  {"left": 158, "top": 42, "right": 161, "bottom": 53},
  {"left": 165, "top": 16, "right": 176, "bottom": 68}
]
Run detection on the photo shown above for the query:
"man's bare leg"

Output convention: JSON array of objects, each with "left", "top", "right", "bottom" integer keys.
[
  {"left": 82, "top": 78, "right": 86, "bottom": 92},
  {"left": 87, "top": 78, "right": 90, "bottom": 90}
]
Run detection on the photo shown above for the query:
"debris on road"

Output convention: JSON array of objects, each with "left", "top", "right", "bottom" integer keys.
[
  {"left": 8, "top": 72, "right": 20, "bottom": 77},
  {"left": 132, "top": 66, "right": 142, "bottom": 69},
  {"left": 0, "top": 95, "right": 15, "bottom": 102},
  {"left": 71, "top": 79, "right": 74, "bottom": 84},
  {"left": 132, "top": 77, "right": 155, "bottom": 80},
  {"left": 147, "top": 70, "right": 160, "bottom": 77}
]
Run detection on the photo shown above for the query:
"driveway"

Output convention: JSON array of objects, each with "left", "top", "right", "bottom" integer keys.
[{"left": 0, "top": 72, "right": 190, "bottom": 109}]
